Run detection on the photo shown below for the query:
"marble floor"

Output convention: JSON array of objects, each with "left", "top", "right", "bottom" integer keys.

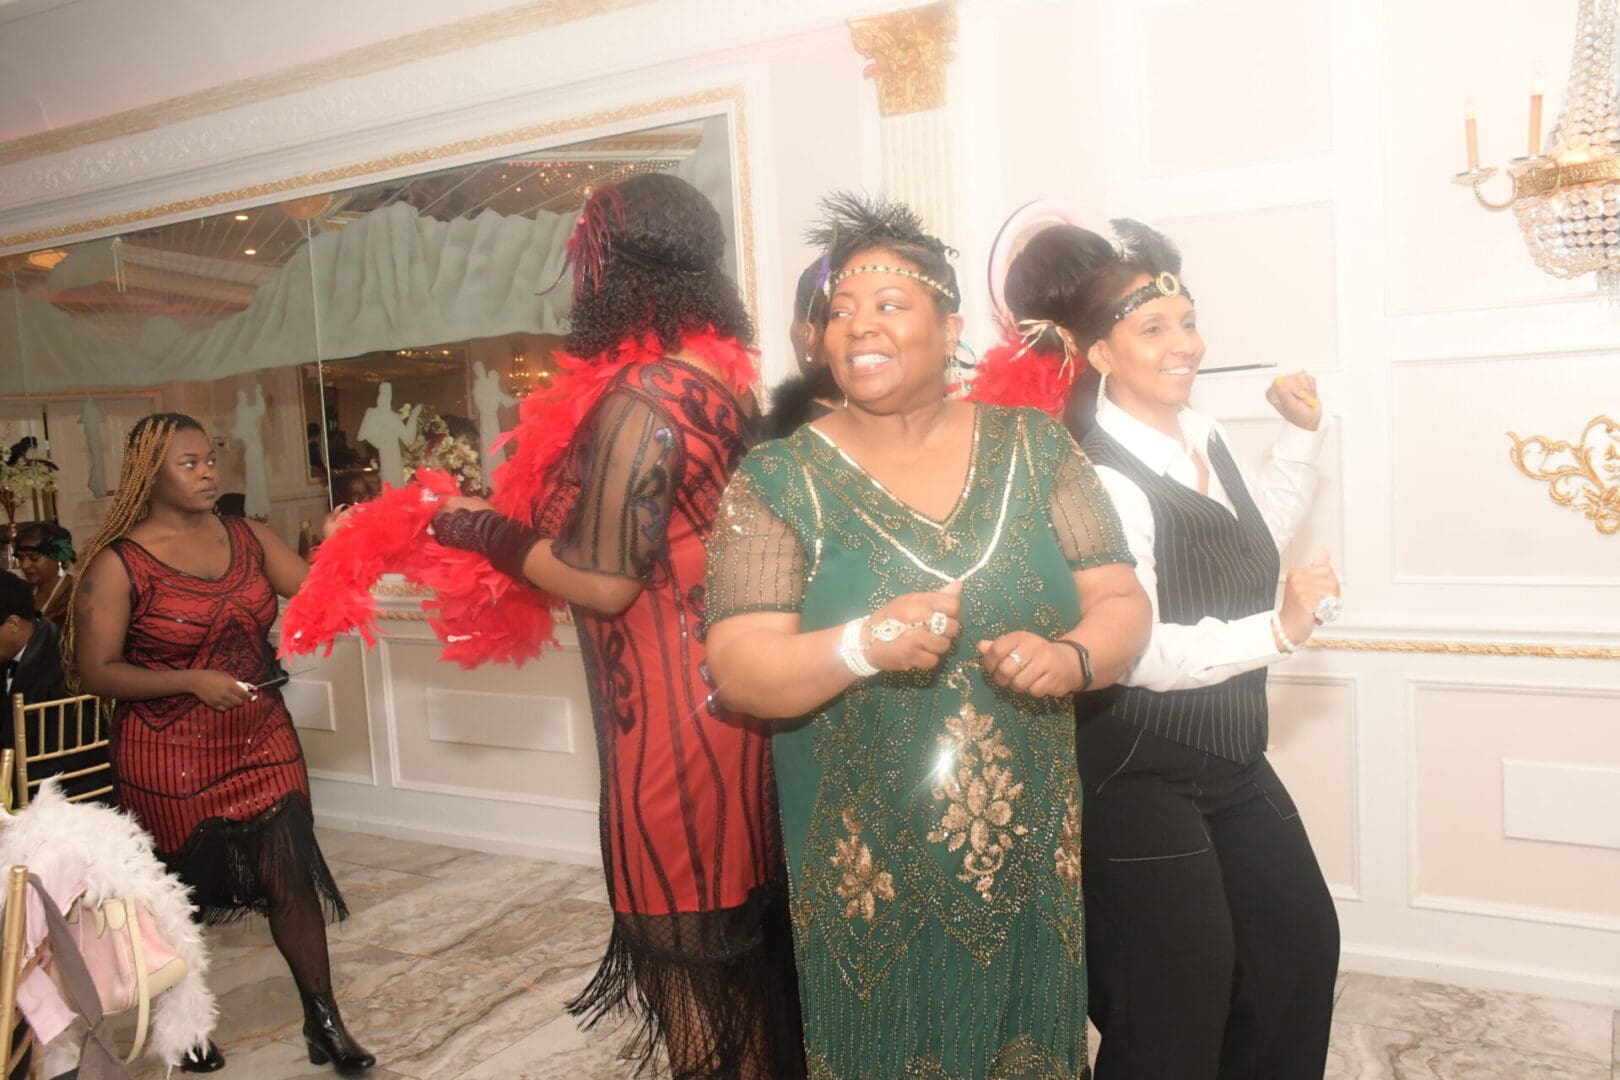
[{"left": 118, "top": 828, "right": 1616, "bottom": 1080}]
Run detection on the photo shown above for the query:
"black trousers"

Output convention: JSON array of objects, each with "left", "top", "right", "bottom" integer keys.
[{"left": 1077, "top": 713, "right": 1339, "bottom": 1080}]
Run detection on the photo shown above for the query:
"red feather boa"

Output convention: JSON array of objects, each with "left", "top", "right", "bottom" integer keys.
[
  {"left": 280, "top": 328, "right": 757, "bottom": 669},
  {"left": 965, "top": 328, "right": 1084, "bottom": 419}
]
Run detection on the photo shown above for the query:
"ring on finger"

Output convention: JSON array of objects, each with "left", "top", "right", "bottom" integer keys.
[
  {"left": 1008, "top": 649, "right": 1029, "bottom": 670},
  {"left": 928, "top": 611, "right": 949, "bottom": 636},
  {"left": 1313, "top": 595, "right": 1342, "bottom": 625}
]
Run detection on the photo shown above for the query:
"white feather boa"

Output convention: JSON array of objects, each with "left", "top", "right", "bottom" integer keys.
[{"left": 0, "top": 779, "right": 217, "bottom": 1069}]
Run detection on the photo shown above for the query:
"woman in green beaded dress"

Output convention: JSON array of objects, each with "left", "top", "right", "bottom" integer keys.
[{"left": 705, "top": 195, "right": 1152, "bottom": 1079}]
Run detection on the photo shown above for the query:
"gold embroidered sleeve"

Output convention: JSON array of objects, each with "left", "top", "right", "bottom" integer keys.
[
  {"left": 1050, "top": 446, "right": 1135, "bottom": 570},
  {"left": 705, "top": 471, "right": 808, "bottom": 625}
]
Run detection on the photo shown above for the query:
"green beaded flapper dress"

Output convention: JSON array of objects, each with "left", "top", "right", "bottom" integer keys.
[{"left": 706, "top": 405, "right": 1133, "bottom": 1079}]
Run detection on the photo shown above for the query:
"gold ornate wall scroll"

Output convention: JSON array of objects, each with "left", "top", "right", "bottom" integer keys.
[
  {"left": 849, "top": 2, "right": 957, "bottom": 117},
  {"left": 1507, "top": 414, "right": 1619, "bottom": 535}
]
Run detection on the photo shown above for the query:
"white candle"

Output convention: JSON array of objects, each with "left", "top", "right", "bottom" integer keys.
[
  {"left": 1529, "top": 68, "right": 1544, "bottom": 156},
  {"left": 1465, "top": 99, "right": 1480, "bottom": 170}
]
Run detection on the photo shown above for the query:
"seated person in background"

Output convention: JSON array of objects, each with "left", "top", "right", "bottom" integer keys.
[
  {"left": 0, "top": 573, "right": 109, "bottom": 804},
  {"left": 12, "top": 521, "right": 76, "bottom": 626}
]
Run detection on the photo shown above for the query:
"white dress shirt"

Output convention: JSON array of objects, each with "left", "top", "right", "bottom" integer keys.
[{"left": 1091, "top": 396, "right": 1328, "bottom": 693}]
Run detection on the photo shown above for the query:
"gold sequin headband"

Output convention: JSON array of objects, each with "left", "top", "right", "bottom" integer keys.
[{"left": 825, "top": 263, "right": 959, "bottom": 302}]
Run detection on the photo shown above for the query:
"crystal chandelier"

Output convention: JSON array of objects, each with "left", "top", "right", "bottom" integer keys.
[{"left": 1454, "top": 0, "right": 1620, "bottom": 298}]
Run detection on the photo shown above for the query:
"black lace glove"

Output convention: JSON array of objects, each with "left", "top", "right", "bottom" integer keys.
[{"left": 431, "top": 508, "right": 541, "bottom": 585}]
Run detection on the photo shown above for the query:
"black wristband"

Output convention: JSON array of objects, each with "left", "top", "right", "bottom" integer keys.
[
  {"left": 1054, "top": 638, "right": 1093, "bottom": 692},
  {"left": 431, "top": 508, "right": 541, "bottom": 585}
]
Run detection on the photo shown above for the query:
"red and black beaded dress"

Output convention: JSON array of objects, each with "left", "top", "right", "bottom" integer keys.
[
  {"left": 110, "top": 516, "right": 345, "bottom": 925},
  {"left": 537, "top": 358, "right": 802, "bottom": 1078}
]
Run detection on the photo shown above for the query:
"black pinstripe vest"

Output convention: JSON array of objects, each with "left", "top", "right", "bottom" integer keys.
[{"left": 1081, "top": 425, "right": 1280, "bottom": 763}]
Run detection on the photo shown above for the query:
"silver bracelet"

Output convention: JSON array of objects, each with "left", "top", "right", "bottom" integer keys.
[
  {"left": 1270, "top": 611, "right": 1299, "bottom": 654},
  {"left": 839, "top": 617, "right": 879, "bottom": 678}
]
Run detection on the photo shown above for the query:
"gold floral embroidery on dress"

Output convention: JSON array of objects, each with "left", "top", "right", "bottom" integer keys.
[
  {"left": 1054, "top": 789, "right": 1082, "bottom": 892},
  {"left": 927, "top": 702, "right": 1029, "bottom": 902},
  {"left": 832, "top": 808, "right": 896, "bottom": 921}
]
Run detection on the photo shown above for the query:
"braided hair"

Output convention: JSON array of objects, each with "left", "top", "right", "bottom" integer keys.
[{"left": 64, "top": 412, "right": 205, "bottom": 687}]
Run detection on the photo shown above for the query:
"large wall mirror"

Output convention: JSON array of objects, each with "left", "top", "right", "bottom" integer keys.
[{"left": 0, "top": 109, "right": 743, "bottom": 559}]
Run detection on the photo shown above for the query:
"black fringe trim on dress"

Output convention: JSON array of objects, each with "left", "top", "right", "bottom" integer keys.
[
  {"left": 567, "top": 878, "right": 806, "bottom": 1079},
  {"left": 157, "top": 792, "right": 349, "bottom": 928}
]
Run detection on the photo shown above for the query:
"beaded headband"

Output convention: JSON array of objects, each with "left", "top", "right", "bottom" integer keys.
[
  {"left": 826, "top": 263, "right": 959, "bottom": 302},
  {"left": 1111, "top": 271, "right": 1194, "bottom": 323}
]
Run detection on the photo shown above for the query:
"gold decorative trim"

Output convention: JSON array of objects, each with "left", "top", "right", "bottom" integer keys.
[
  {"left": 375, "top": 609, "right": 430, "bottom": 622},
  {"left": 849, "top": 2, "right": 958, "bottom": 117},
  {"left": 1508, "top": 415, "right": 1619, "bottom": 535},
  {"left": 0, "top": 0, "right": 653, "bottom": 167},
  {"left": 0, "top": 85, "right": 760, "bottom": 326},
  {"left": 1307, "top": 638, "right": 1620, "bottom": 660}
]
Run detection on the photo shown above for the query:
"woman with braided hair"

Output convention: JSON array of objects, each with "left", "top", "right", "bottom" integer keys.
[
  {"left": 427, "top": 172, "right": 803, "bottom": 1079},
  {"left": 67, "top": 413, "right": 373, "bottom": 1074}
]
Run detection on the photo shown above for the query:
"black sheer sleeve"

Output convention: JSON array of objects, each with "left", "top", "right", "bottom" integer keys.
[{"left": 552, "top": 390, "right": 680, "bottom": 581}]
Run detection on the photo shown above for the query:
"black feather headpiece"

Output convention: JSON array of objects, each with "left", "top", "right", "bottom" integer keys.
[{"left": 806, "top": 191, "right": 960, "bottom": 307}]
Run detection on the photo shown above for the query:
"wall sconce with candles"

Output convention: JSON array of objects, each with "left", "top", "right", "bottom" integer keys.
[{"left": 1453, "top": 0, "right": 1620, "bottom": 299}]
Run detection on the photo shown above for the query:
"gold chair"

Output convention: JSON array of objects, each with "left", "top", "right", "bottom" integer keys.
[
  {"left": 1, "top": 865, "right": 43, "bottom": 1080},
  {"left": 10, "top": 694, "right": 114, "bottom": 809}
]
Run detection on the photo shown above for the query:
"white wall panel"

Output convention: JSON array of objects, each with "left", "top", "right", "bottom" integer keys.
[
  {"left": 1411, "top": 682, "right": 1620, "bottom": 930},
  {"left": 1389, "top": 352, "right": 1620, "bottom": 585},
  {"left": 1140, "top": 0, "right": 1333, "bottom": 177},
  {"left": 1159, "top": 203, "right": 1341, "bottom": 372}
]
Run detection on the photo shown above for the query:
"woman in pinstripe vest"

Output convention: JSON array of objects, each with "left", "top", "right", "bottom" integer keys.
[{"left": 999, "top": 218, "right": 1342, "bottom": 1079}]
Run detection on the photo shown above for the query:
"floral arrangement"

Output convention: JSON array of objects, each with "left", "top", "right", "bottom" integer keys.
[
  {"left": 0, "top": 457, "right": 57, "bottom": 524},
  {"left": 401, "top": 404, "right": 483, "bottom": 495}
]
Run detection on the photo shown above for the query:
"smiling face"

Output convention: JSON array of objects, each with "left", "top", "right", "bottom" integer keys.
[
  {"left": 1088, "top": 273, "right": 1204, "bottom": 421},
  {"left": 149, "top": 428, "right": 219, "bottom": 514},
  {"left": 821, "top": 248, "right": 962, "bottom": 414}
]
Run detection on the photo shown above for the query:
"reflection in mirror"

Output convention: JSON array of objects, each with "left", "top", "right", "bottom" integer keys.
[
  {"left": 309, "top": 115, "right": 737, "bottom": 504},
  {"left": 0, "top": 111, "right": 739, "bottom": 560},
  {"left": 0, "top": 204, "right": 327, "bottom": 551}
]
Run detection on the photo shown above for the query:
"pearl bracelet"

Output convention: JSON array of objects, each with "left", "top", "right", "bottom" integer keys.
[
  {"left": 1270, "top": 611, "right": 1299, "bottom": 654},
  {"left": 839, "top": 617, "right": 879, "bottom": 678}
]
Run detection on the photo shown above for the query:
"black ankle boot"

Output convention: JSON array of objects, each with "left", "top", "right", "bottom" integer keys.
[
  {"left": 301, "top": 990, "right": 376, "bottom": 1073},
  {"left": 180, "top": 1040, "right": 226, "bottom": 1072}
]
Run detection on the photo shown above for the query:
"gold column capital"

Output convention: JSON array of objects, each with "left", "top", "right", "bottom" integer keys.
[{"left": 849, "top": 2, "right": 958, "bottom": 118}]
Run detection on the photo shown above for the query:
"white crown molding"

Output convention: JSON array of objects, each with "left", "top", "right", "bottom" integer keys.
[{"left": 0, "top": 0, "right": 904, "bottom": 251}]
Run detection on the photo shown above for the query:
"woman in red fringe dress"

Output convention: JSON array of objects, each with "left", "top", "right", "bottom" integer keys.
[
  {"left": 68, "top": 413, "right": 371, "bottom": 1074},
  {"left": 428, "top": 173, "right": 803, "bottom": 1078}
]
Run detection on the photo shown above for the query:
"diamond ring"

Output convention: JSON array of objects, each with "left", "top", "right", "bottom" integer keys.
[
  {"left": 871, "top": 617, "right": 909, "bottom": 643},
  {"left": 928, "top": 611, "right": 949, "bottom": 636},
  {"left": 1313, "top": 595, "right": 1342, "bottom": 625},
  {"left": 1008, "top": 649, "right": 1029, "bottom": 670}
]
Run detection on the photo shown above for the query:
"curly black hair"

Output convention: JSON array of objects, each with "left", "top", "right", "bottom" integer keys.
[
  {"left": 806, "top": 192, "right": 960, "bottom": 322},
  {"left": 1002, "top": 218, "right": 1186, "bottom": 438},
  {"left": 564, "top": 173, "right": 755, "bottom": 359}
]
